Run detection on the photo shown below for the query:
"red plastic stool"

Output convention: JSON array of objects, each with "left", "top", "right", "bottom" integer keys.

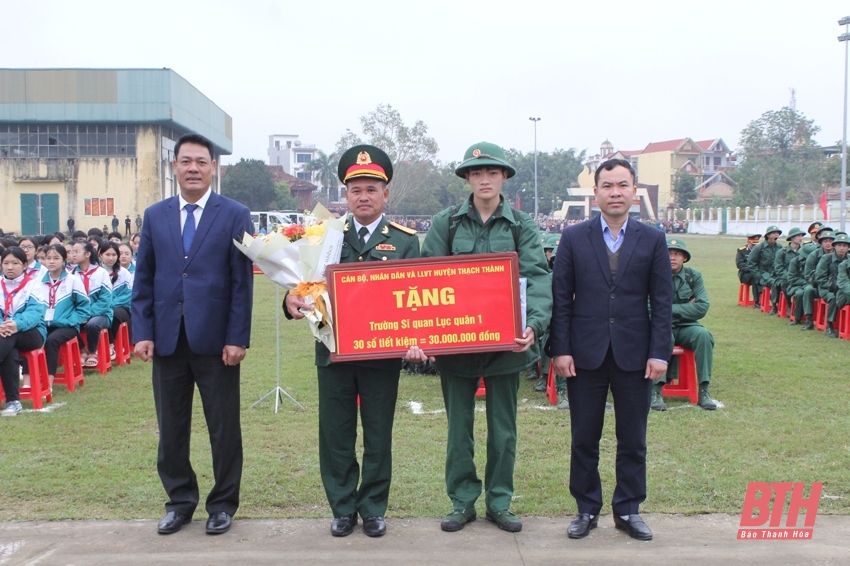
[
  {"left": 18, "top": 348, "right": 52, "bottom": 409},
  {"left": 81, "top": 328, "right": 112, "bottom": 374},
  {"left": 813, "top": 299, "right": 827, "bottom": 331},
  {"left": 54, "top": 338, "right": 85, "bottom": 392},
  {"left": 545, "top": 364, "right": 558, "bottom": 405},
  {"left": 662, "top": 346, "right": 699, "bottom": 405},
  {"left": 475, "top": 378, "right": 486, "bottom": 396},
  {"left": 114, "top": 322, "right": 132, "bottom": 367},
  {"left": 760, "top": 287, "right": 772, "bottom": 313},
  {"left": 778, "top": 293, "right": 788, "bottom": 318},
  {"left": 838, "top": 305, "right": 850, "bottom": 340},
  {"left": 738, "top": 283, "right": 754, "bottom": 307}
]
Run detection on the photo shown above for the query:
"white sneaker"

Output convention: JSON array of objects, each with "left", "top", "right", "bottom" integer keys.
[
  {"left": 110, "top": 345, "right": 116, "bottom": 361},
  {"left": 1, "top": 401, "right": 22, "bottom": 417}
]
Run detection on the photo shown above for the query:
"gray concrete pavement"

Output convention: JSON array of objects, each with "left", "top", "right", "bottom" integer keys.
[{"left": 2, "top": 514, "right": 848, "bottom": 565}]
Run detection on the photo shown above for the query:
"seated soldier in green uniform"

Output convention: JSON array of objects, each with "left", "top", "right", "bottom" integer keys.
[
  {"left": 284, "top": 145, "right": 421, "bottom": 538},
  {"left": 736, "top": 233, "right": 761, "bottom": 304},
  {"left": 747, "top": 226, "right": 783, "bottom": 313},
  {"left": 836, "top": 254, "right": 850, "bottom": 328},
  {"left": 776, "top": 228, "right": 804, "bottom": 317},
  {"left": 406, "top": 142, "right": 551, "bottom": 534},
  {"left": 801, "top": 227, "right": 835, "bottom": 330},
  {"left": 652, "top": 239, "right": 717, "bottom": 411},
  {"left": 815, "top": 233, "right": 850, "bottom": 338},
  {"left": 786, "top": 229, "right": 810, "bottom": 325}
]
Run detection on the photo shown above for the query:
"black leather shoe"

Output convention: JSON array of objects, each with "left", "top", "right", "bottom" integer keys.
[
  {"left": 205, "top": 511, "right": 232, "bottom": 534},
  {"left": 567, "top": 513, "right": 599, "bottom": 539},
  {"left": 768, "top": 307, "right": 778, "bottom": 316},
  {"left": 362, "top": 516, "right": 387, "bottom": 537},
  {"left": 801, "top": 321, "right": 815, "bottom": 331},
  {"left": 331, "top": 513, "right": 357, "bottom": 537},
  {"left": 157, "top": 511, "right": 191, "bottom": 535},
  {"left": 613, "top": 514, "right": 653, "bottom": 540}
]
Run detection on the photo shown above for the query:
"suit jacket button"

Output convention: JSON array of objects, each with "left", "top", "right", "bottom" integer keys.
[
  {"left": 611, "top": 293, "right": 615, "bottom": 299},
  {"left": 182, "top": 273, "right": 188, "bottom": 278},
  {"left": 609, "top": 317, "right": 614, "bottom": 323}
]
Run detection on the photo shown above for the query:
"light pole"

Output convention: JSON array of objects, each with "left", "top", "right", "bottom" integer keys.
[
  {"left": 529, "top": 117, "right": 541, "bottom": 219},
  {"left": 839, "top": 16, "right": 850, "bottom": 232}
]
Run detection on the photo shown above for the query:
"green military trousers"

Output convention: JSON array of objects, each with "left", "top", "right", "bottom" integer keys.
[
  {"left": 787, "top": 285, "right": 805, "bottom": 320},
  {"left": 663, "top": 325, "right": 714, "bottom": 384},
  {"left": 317, "top": 363, "right": 400, "bottom": 519},
  {"left": 824, "top": 291, "right": 850, "bottom": 322},
  {"left": 802, "top": 284, "right": 819, "bottom": 316},
  {"left": 440, "top": 371, "right": 519, "bottom": 514}
]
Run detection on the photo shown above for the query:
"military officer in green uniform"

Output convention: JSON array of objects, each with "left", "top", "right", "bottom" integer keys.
[
  {"left": 651, "top": 239, "right": 716, "bottom": 411},
  {"left": 747, "top": 225, "right": 783, "bottom": 312},
  {"left": 775, "top": 227, "right": 804, "bottom": 317},
  {"left": 736, "top": 233, "right": 761, "bottom": 305},
  {"left": 815, "top": 233, "right": 850, "bottom": 337},
  {"left": 800, "top": 222, "right": 823, "bottom": 257},
  {"left": 801, "top": 228, "right": 835, "bottom": 330},
  {"left": 283, "top": 145, "right": 420, "bottom": 538},
  {"left": 407, "top": 142, "right": 552, "bottom": 534}
]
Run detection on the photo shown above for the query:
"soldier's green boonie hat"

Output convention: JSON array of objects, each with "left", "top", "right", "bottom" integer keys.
[
  {"left": 819, "top": 230, "right": 836, "bottom": 242},
  {"left": 667, "top": 238, "right": 690, "bottom": 262},
  {"left": 815, "top": 225, "right": 833, "bottom": 239},
  {"left": 455, "top": 142, "right": 516, "bottom": 179},
  {"left": 786, "top": 227, "right": 805, "bottom": 240},
  {"left": 543, "top": 234, "right": 560, "bottom": 250},
  {"left": 764, "top": 225, "right": 782, "bottom": 237},
  {"left": 834, "top": 233, "right": 850, "bottom": 245},
  {"left": 747, "top": 233, "right": 761, "bottom": 239},
  {"left": 337, "top": 144, "right": 393, "bottom": 184}
]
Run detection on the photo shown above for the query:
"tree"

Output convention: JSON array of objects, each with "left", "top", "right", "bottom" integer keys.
[
  {"left": 304, "top": 150, "right": 340, "bottom": 203},
  {"left": 335, "top": 103, "right": 439, "bottom": 213},
  {"left": 271, "top": 180, "right": 300, "bottom": 211},
  {"left": 732, "top": 107, "right": 825, "bottom": 206},
  {"left": 221, "top": 158, "right": 277, "bottom": 210},
  {"left": 502, "top": 148, "right": 585, "bottom": 215},
  {"left": 673, "top": 170, "right": 698, "bottom": 208}
]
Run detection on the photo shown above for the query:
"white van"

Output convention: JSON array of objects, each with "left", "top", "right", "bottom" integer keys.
[{"left": 250, "top": 211, "right": 292, "bottom": 235}]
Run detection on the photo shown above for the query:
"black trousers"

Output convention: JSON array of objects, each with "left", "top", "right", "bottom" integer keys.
[
  {"left": 567, "top": 346, "right": 652, "bottom": 517},
  {"left": 109, "top": 306, "right": 131, "bottom": 342},
  {"left": 0, "top": 328, "right": 45, "bottom": 402},
  {"left": 152, "top": 323, "right": 242, "bottom": 517},
  {"left": 45, "top": 326, "right": 81, "bottom": 375}
]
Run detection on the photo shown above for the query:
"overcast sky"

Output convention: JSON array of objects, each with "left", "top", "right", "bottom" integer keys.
[{"left": 3, "top": 0, "right": 849, "bottom": 166}]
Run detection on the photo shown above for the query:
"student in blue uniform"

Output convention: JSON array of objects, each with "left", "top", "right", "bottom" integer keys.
[
  {"left": 99, "top": 242, "right": 132, "bottom": 354},
  {"left": 38, "top": 244, "right": 91, "bottom": 388},
  {"left": 0, "top": 247, "right": 47, "bottom": 416},
  {"left": 18, "top": 236, "right": 48, "bottom": 281},
  {"left": 71, "top": 241, "right": 113, "bottom": 368},
  {"left": 118, "top": 242, "right": 136, "bottom": 276}
]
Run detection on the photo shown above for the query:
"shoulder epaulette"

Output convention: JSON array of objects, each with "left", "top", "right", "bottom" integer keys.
[
  {"left": 739, "top": 246, "right": 747, "bottom": 250},
  {"left": 389, "top": 221, "right": 417, "bottom": 235}
]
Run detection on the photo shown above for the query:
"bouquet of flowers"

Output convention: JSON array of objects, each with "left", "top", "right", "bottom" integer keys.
[{"left": 234, "top": 204, "right": 345, "bottom": 351}]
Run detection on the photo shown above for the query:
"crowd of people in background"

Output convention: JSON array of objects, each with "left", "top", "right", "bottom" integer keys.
[{"left": 0, "top": 226, "right": 140, "bottom": 416}]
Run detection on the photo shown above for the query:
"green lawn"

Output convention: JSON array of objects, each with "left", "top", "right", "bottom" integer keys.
[{"left": 2, "top": 234, "right": 848, "bottom": 521}]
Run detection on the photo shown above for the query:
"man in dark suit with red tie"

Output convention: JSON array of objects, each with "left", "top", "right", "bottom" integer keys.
[
  {"left": 549, "top": 158, "right": 672, "bottom": 542},
  {"left": 132, "top": 133, "right": 253, "bottom": 536}
]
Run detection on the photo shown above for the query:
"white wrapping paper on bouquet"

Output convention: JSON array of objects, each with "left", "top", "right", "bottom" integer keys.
[{"left": 233, "top": 204, "right": 345, "bottom": 351}]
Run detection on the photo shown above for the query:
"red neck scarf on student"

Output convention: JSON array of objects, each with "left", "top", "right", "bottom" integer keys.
[
  {"left": 78, "top": 265, "right": 98, "bottom": 295},
  {"left": 2, "top": 271, "right": 34, "bottom": 320}
]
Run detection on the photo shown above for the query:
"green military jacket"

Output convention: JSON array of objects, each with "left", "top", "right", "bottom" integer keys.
[
  {"left": 736, "top": 245, "right": 752, "bottom": 274},
  {"left": 421, "top": 194, "right": 552, "bottom": 378},
  {"left": 801, "top": 239, "right": 819, "bottom": 258},
  {"left": 785, "top": 247, "right": 807, "bottom": 291},
  {"left": 747, "top": 240, "right": 782, "bottom": 285},
  {"left": 815, "top": 251, "right": 847, "bottom": 300},
  {"left": 287, "top": 214, "right": 421, "bottom": 368},
  {"left": 775, "top": 244, "right": 801, "bottom": 287},
  {"left": 838, "top": 258, "right": 850, "bottom": 296},
  {"left": 672, "top": 266, "right": 709, "bottom": 328},
  {"left": 804, "top": 247, "right": 826, "bottom": 286}
]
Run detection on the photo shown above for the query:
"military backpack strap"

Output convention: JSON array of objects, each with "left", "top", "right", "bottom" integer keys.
[{"left": 446, "top": 204, "right": 522, "bottom": 254}]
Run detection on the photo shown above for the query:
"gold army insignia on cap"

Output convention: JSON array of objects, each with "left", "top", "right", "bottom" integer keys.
[
  {"left": 472, "top": 148, "right": 481, "bottom": 157},
  {"left": 671, "top": 240, "right": 677, "bottom": 245},
  {"left": 357, "top": 151, "right": 372, "bottom": 165}
]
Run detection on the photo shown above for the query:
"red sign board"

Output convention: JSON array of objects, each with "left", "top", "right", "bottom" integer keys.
[{"left": 327, "top": 253, "right": 522, "bottom": 362}]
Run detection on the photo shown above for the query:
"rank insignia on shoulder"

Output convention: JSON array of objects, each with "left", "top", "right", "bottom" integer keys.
[
  {"left": 376, "top": 244, "right": 396, "bottom": 251},
  {"left": 739, "top": 246, "right": 746, "bottom": 250},
  {"left": 389, "top": 221, "right": 417, "bottom": 235},
  {"left": 344, "top": 221, "right": 350, "bottom": 232}
]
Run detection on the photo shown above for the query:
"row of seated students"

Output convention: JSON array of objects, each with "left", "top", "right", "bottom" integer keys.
[{"left": 0, "top": 230, "right": 137, "bottom": 416}]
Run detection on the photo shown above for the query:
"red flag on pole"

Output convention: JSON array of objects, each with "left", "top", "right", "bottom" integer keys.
[{"left": 820, "top": 192, "right": 829, "bottom": 221}]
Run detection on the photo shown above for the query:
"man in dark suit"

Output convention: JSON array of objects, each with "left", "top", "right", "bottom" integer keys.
[
  {"left": 550, "top": 158, "right": 672, "bottom": 542},
  {"left": 284, "top": 145, "right": 420, "bottom": 538},
  {"left": 132, "top": 133, "right": 253, "bottom": 536}
]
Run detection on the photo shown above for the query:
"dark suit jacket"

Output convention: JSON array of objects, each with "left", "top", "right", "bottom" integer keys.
[
  {"left": 131, "top": 191, "right": 253, "bottom": 357},
  {"left": 549, "top": 216, "right": 672, "bottom": 372}
]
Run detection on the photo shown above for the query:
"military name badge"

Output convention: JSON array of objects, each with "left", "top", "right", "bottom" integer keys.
[{"left": 376, "top": 244, "right": 396, "bottom": 251}]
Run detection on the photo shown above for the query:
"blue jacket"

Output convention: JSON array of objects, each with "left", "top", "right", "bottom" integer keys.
[
  {"left": 38, "top": 271, "right": 91, "bottom": 331},
  {"left": 1, "top": 273, "right": 47, "bottom": 341}
]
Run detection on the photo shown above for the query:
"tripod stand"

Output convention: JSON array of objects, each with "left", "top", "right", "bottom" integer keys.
[{"left": 251, "top": 285, "right": 304, "bottom": 412}]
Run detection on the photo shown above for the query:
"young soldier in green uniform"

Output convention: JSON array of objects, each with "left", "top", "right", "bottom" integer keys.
[
  {"left": 801, "top": 228, "right": 835, "bottom": 330},
  {"left": 747, "top": 226, "right": 783, "bottom": 313},
  {"left": 736, "top": 233, "right": 760, "bottom": 304},
  {"left": 775, "top": 228, "right": 804, "bottom": 317},
  {"left": 836, "top": 254, "right": 850, "bottom": 326},
  {"left": 786, "top": 229, "right": 809, "bottom": 325},
  {"left": 407, "top": 142, "right": 551, "bottom": 534},
  {"left": 815, "top": 233, "right": 850, "bottom": 338},
  {"left": 651, "top": 239, "right": 716, "bottom": 411},
  {"left": 284, "top": 145, "right": 420, "bottom": 538}
]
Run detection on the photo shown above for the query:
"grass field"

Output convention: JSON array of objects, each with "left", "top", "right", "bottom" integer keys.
[{"left": 2, "top": 234, "right": 849, "bottom": 521}]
